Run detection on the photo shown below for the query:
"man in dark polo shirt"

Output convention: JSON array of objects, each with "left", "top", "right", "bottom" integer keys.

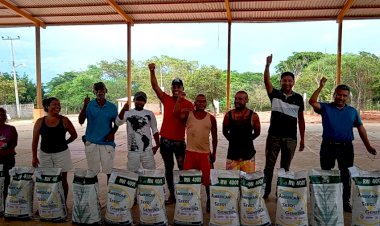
[
  {"left": 263, "top": 54, "right": 305, "bottom": 199},
  {"left": 309, "top": 77, "right": 377, "bottom": 212}
]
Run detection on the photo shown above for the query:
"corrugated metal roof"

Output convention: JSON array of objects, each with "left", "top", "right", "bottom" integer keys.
[{"left": 0, "top": 0, "right": 379, "bottom": 27}]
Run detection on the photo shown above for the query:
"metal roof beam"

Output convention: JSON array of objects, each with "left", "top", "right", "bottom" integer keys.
[
  {"left": 0, "top": 0, "right": 46, "bottom": 28},
  {"left": 225, "top": 0, "right": 232, "bottom": 22},
  {"left": 106, "top": 0, "right": 134, "bottom": 25},
  {"left": 337, "top": 0, "right": 356, "bottom": 22}
]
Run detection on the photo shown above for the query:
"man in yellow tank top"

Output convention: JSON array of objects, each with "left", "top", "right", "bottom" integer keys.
[{"left": 174, "top": 93, "right": 218, "bottom": 213}]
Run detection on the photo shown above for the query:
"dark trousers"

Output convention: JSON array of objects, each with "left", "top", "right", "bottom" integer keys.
[
  {"left": 0, "top": 155, "right": 15, "bottom": 206},
  {"left": 264, "top": 135, "right": 297, "bottom": 195},
  {"left": 320, "top": 140, "right": 354, "bottom": 204},
  {"left": 160, "top": 137, "right": 185, "bottom": 196}
]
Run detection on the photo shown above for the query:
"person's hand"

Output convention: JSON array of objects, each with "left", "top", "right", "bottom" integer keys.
[
  {"left": 122, "top": 103, "right": 129, "bottom": 111},
  {"left": 266, "top": 54, "right": 272, "bottom": 66},
  {"left": 299, "top": 140, "right": 305, "bottom": 152},
  {"left": 152, "top": 145, "right": 159, "bottom": 155},
  {"left": 32, "top": 156, "right": 40, "bottom": 168},
  {"left": 178, "top": 91, "right": 186, "bottom": 100},
  {"left": 209, "top": 152, "right": 216, "bottom": 163},
  {"left": 148, "top": 63, "right": 155, "bottom": 71},
  {"left": 367, "top": 146, "right": 377, "bottom": 155},
  {"left": 83, "top": 94, "right": 90, "bottom": 106},
  {"left": 319, "top": 77, "right": 327, "bottom": 88},
  {"left": 105, "top": 133, "right": 115, "bottom": 142}
]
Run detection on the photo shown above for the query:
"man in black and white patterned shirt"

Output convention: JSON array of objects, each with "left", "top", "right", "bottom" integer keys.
[{"left": 116, "top": 91, "right": 160, "bottom": 172}]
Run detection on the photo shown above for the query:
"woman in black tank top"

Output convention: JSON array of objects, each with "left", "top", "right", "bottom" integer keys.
[{"left": 32, "top": 97, "right": 78, "bottom": 202}]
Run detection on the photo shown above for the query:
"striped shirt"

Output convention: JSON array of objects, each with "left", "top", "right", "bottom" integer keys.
[{"left": 268, "top": 88, "right": 304, "bottom": 139}]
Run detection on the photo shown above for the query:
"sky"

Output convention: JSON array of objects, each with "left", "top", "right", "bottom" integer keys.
[{"left": 0, "top": 20, "right": 380, "bottom": 84}]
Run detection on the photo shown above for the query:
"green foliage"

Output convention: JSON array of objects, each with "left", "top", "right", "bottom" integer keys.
[
  {"left": 220, "top": 71, "right": 270, "bottom": 111},
  {"left": 296, "top": 54, "right": 337, "bottom": 102},
  {"left": 186, "top": 65, "right": 225, "bottom": 112},
  {"left": 43, "top": 52, "right": 380, "bottom": 113},
  {"left": 297, "top": 52, "right": 380, "bottom": 112},
  {"left": 0, "top": 72, "right": 30, "bottom": 104},
  {"left": 276, "top": 52, "right": 325, "bottom": 77}
]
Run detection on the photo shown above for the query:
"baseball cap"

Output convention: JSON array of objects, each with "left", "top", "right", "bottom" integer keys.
[
  {"left": 134, "top": 91, "right": 147, "bottom": 101},
  {"left": 171, "top": 78, "right": 183, "bottom": 87}
]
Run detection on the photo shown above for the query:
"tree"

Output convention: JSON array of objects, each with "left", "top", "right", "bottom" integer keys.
[
  {"left": 341, "top": 52, "right": 380, "bottom": 111},
  {"left": 296, "top": 53, "right": 380, "bottom": 112},
  {"left": 186, "top": 65, "right": 225, "bottom": 112},
  {"left": 0, "top": 72, "right": 28, "bottom": 104},
  {"left": 276, "top": 52, "right": 325, "bottom": 78}
]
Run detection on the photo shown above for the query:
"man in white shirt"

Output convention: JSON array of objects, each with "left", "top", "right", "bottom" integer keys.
[{"left": 115, "top": 91, "right": 160, "bottom": 172}]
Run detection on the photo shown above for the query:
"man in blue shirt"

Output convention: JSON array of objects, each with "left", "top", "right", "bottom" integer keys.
[
  {"left": 309, "top": 77, "right": 377, "bottom": 213},
  {"left": 79, "top": 82, "right": 118, "bottom": 183}
]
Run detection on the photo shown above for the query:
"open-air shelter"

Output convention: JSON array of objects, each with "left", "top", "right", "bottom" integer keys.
[{"left": 1, "top": 0, "right": 380, "bottom": 119}]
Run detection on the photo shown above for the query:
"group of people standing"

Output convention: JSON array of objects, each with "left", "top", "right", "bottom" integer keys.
[{"left": 0, "top": 54, "right": 377, "bottom": 215}]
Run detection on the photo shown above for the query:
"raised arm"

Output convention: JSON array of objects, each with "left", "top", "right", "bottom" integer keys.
[
  {"left": 173, "top": 91, "right": 190, "bottom": 121},
  {"left": 309, "top": 77, "right": 327, "bottom": 112},
  {"left": 78, "top": 95, "right": 90, "bottom": 125},
  {"left": 63, "top": 116, "right": 78, "bottom": 144},
  {"left": 357, "top": 125, "right": 377, "bottom": 155},
  {"left": 116, "top": 102, "right": 129, "bottom": 124},
  {"left": 264, "top": 54, "right": 273, "bottom": 95},
  {"left": 148, "top": 63, "right": 164, "bottom": 100},
  {"left": 210, "top": 114, "right": 218, "bottom": 163}
]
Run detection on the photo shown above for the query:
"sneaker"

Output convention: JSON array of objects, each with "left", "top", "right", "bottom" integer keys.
[
  {"left": 343, "top": 203, "right": 352, "bottom": 213},
  {"left": 165, "top": 194, "right": 176, "bottom": 205}
]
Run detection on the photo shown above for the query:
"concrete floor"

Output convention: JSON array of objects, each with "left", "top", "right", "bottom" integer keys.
[{"left": 1, "top": 112, "right": 379, "bottom": 225}]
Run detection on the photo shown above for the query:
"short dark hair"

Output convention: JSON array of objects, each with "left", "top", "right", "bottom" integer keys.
[
  {"left": 336, "top": 84, "right": 350, "bottom": 92},
  {"left": 93, "top": 82, "right": 106, "bottom": 91},
  {"left": 43, "top": 97, "right": 58, "bottom": 112},
  {"left": 281, "top": 72, "right": 295, "bottom": 80},
  {"left": 0, "top": 107, "right": 6, "bottom": 114}
]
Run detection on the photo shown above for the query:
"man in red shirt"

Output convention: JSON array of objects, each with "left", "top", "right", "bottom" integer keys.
[{"left": 149, "top": 63, "right": 194, "bottom": 204}]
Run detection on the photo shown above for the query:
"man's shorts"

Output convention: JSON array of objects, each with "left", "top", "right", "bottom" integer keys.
[
  {"left": 127, "top": 150, "right": 156, "bottom": 173},
  {"left": 183, "top": 150, "right": 211, "bottom": 186},
  {"left": 39, "top": 149, "right": 72, "bottom": 172},
  {"left": 226, "top": 156, "right": 256, "bottom": 173},
  {"left": 85, "top": 141, "right": 115, "bottom": 174}
]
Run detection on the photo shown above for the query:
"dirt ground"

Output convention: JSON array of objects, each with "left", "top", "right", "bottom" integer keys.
[{"left": 1, "top": 111, "right": 379, "bottom": 226}]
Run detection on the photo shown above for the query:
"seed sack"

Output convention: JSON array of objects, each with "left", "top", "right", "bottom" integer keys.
[
  {"left": 239, "top": 171, "right": 271, "bottom": 226},
  {"left": 137, "top": 169, "right": 167, "bottom": 226},
  {"left": 0, "top": 164, "right": 5, "bottom": 214},
  {"left": 173, "top": 169, "right": 203, "bottom": 226},
  {"left": 4, "top": 166, "right": 34, "bottom": 219},
  {"left": 105, "top": 168, "right": 139, "bottom": 225},
  {"left": 309, "top": 168, "right": 344, "bottom": 226},
  {"left": 34, "top": 167, "right": 66, "bottom": 221},
  {"left": 209, "top": 169, "right": 240, "bottom": 226},
  {"left": 276, "top": 168, "right": 308, "bottom": 226},
  {"left": 72, "top": 168, "right": 101, "bottom": 224},
  {"left": 349, "top": 166, "right": 380, "bottom": 226}
]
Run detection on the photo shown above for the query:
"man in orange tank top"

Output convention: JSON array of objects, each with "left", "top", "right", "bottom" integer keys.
[{"left": 174, "top": 93, "right": 217, "bottom": 213}]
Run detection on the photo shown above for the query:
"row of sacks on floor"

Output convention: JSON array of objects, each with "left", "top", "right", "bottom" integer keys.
[{"left": 0, "top": 166, "right": 379, "bottom": 226}]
